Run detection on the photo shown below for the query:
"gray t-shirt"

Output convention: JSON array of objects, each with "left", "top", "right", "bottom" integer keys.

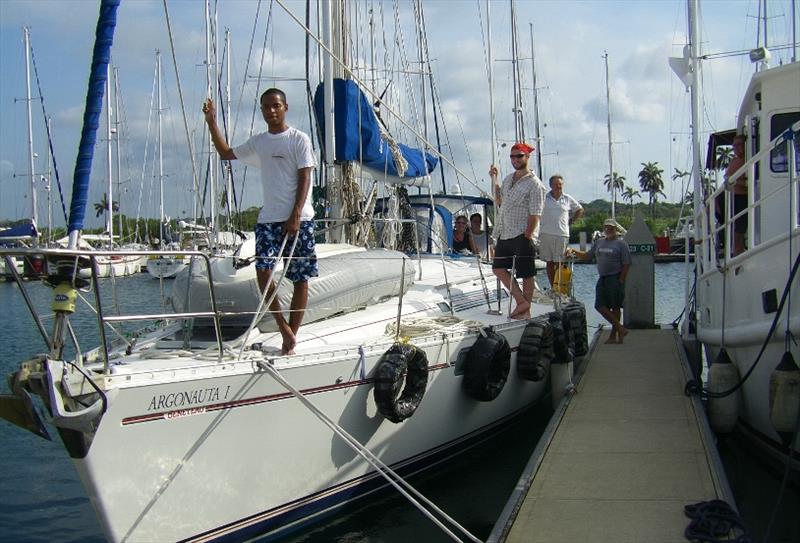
[{"left": 587, "top": 238, "right": 631, "bottom": 276}]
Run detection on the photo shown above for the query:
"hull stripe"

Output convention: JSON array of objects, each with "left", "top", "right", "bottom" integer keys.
[{"left": 121, "top": 362, "right": 452, "bottom": 425}]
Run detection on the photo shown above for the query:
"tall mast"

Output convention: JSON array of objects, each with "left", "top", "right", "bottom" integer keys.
[
  {"left": 106, "top": 64, "right": 114, "bottom": 248},
  {"left": 529, "top": 22, "right": 543, "bottom": 180},
  {"left": 224, "top": 28, "right": 235, "bottom": 225},
  {"left": 23, "top": 27, "right": 38, "bottom": 234},
  {"left": 687, "top": 0, "right": 703, "bottom": 332},
  {"left": 486, "top": 0, "right": 497, "bottom": 171},
  {"left": 45, "top": 117, "right": 52, "bottom": 243},
  {"left": 603, "top": 51, "right": 615, "bottom": 220},
  {"left": 688, "top": 0, "right": 702, "bottom": 247},
  {"left": 510, "top": 0, "right": 525, "bottom": 142},
  {"left": 322, "top": 0, "right": 340, "bottom": 242},
  {"left": 114, "top": 66, "right": 123, "bottom": 240},
  {"left": 205, "top": 0, "right": 217, "bottom": 241},
  {"left": 157, "top": 50, "right": 165, "bottom": 250}
]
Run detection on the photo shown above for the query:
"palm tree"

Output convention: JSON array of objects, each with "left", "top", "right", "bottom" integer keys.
[
  {"left": 93, "top": 192, "right": 119, "bottom": 218},
  {"left": 621, "top": 185, "right": 640, "bottom": 220},
  {"left": 603, "top": 172, "right": 626, "bottom": 196},
  {"left": 638, "top": 161, "right": 666, "bottom": 220},
  {"left": 715, "top": 146, "right": 733, "bottom": 170}
]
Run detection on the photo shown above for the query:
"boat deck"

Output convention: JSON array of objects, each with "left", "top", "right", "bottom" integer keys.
[{"left": 488, "top": 328, "right": 735, "bottom": 543}]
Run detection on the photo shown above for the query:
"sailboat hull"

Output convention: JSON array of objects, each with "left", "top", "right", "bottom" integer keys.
[
  {"left": 147, "top": 255, "right": 187, "bottom": 279},
  {"left": 64, "top": 324, "right": 546, "bottom": 542}
]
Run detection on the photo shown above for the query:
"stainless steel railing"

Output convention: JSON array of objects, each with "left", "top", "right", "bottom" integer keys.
[{"left": 0, "top": 247, "right": 224, "bottom": 370}]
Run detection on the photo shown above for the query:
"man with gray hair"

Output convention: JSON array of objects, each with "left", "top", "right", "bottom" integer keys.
[
  {"left": 540, "top": 174, "right": 583, "bottom": 289},
  {"left": 569, "top": 218, "right": 631, "bottom": 344}
]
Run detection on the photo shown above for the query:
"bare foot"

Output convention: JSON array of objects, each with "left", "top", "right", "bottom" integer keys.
[
  {"left": 278, "top": 326, "right": 296, "bottom": 355},
  {"left": 605, "top": 333, "right": 617, "bottom": 344},
  {"left": 510, "top": 301, "right": 531, "bottom": 319},
  {"left": 511, "top": 311, "right": 531, "bottom": 321},
  {"left": 617, "top": 327, "right": 629, "bottom": 344}
]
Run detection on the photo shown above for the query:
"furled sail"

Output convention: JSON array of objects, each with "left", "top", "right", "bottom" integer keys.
[
  {"left": 67, "top": 0, "right": 120, "bottom": 235},
  {"left": 313, "top": 79, "right": 438, "bottom": 179}
]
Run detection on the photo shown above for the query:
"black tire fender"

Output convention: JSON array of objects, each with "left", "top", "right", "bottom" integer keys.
[
  {"left": 548, "top": 312, "right": 573, "bottom": 365},
  {"left": 462, "top": 329, "right": 511, "bottom": 401},
  {"left": 517, "top": 318, "right": 553, "bottom": 381},
  {"left": 563, "top": 302, "right": 589, "bottom": 357},
  {"left": 374, "top": 343, "right": 429, "bottom": 423}
]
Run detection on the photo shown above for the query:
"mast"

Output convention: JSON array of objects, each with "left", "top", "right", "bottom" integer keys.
[
  {"left": 157, "top": 50, "right": 165, "bottom": 251},
  {"left": 322, "top": 0, "right": 340, "bottom": 242},
  {"left": 224, "top": 28, "right": 235, "bottom": 227},
  {"left": 688, "top": 0, "right": 702, "bottom": 247},
  {"left": 603, "top": 51, "right": 615, "bottom": 220},
  {"left": 205, "top": 0, "right": 217, "bottom": 242},
  {"left": 23, "top": 26, "right": 38, "bottom": 235},
  {"left": 529, "top": 22, "right": 543, "bottom": 180},
  {"left": 510, "top": 0, "right": 525, "bottom": 142},
  {"left": 45, "top": 117, "right": 52, "bottom": 243},
  {"left": 106, "top": 64, "right": 114, "bottom": 248},
  {"left": 687, "top": 0, "right": 703, "bottom": 334},
  {"left": 486, "top": 0, "right": 497, "bottom": 172},
  {"left": 114, "top": 66, "right": 123, "bottom": 240}
]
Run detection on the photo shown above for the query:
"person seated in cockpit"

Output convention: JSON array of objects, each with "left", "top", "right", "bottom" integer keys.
[{"left": 452, "top": 215, "right": 477, "bottom": 254}]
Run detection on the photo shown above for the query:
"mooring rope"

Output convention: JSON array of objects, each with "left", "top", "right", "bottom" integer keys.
[{"left": 255, "top": 358, "right": 482, "bottom": 543}]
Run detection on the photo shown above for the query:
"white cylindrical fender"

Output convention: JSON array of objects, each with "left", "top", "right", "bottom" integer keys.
[
  {"left": 707, "top": 349, "right": 741, "bottom": 434},
  {"left": 769, "top": 351, "right": 800, "bottom": 446}
]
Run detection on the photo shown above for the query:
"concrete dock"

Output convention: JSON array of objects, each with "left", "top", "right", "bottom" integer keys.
[{"left": 488, "top": 328, "right": 735, "bottom": 543}]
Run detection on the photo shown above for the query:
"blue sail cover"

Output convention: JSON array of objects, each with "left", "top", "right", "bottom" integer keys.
[
  {"left": 0, "top": 222, "right": 38, "bottom": 240},
  {"left": 67, "top": 0, "right": 120, "bottom": 234},
  {"left": 313, "top": 79, "right": 438, "bottom": 178}
]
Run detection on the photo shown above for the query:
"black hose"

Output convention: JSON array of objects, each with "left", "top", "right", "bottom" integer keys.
[{"left": 695, "top": 250, "right": 800, "bottom": 399}]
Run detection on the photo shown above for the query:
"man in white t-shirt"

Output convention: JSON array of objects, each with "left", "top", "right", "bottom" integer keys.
[
  {"left": 203, "top": 88, "right": 317, "bottom": 355},
  {"left": 539, "top": 174, "right": 583, "bottom": 288}
]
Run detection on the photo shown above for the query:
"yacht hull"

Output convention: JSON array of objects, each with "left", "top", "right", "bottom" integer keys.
[{"left": 66, "top": 324, "right": 546, "bottom": 542}]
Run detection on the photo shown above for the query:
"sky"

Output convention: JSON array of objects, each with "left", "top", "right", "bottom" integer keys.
[{"left": 1, "top": 0, "right": 798, "bottom": 230}]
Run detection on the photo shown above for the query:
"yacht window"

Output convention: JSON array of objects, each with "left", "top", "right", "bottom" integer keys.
[{"left": 770, "top": 112, "right": 800, "bottom": 173}]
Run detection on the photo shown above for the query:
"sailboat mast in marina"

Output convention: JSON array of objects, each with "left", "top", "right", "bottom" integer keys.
[
  {"left": 529, "top": 22, "right": 543, "bottom": 181},
  {"left": 603, "top": 51, "right": 616, "bottom": 220}
]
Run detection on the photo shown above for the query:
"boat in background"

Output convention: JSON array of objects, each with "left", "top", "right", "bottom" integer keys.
[
  {"left": 678, "top": 0, "right": 800, "bottom": 469},
  {"left": 0, "top": 222, "right": 46, "bottom": 281}
]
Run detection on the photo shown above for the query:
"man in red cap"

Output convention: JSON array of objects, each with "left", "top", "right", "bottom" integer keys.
[{"left": 489, "top": 142, "right": 546, "bottom": 319}]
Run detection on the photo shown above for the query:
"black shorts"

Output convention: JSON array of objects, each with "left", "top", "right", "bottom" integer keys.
[
  {"left": 492, "top": 234, "right": 536, "bottom": 278},
  {"left": 733, "top": 194, "right": 747, "bottom": 234},
  {"left": 595, "top": 273, "right": 625, "bottom": 310}
]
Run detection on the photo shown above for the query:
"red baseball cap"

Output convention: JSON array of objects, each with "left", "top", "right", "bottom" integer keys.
[{"left": 510, "top": 142, "right": 535, "bottom": 154}]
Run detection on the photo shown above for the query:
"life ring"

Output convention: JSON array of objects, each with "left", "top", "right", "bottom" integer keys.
[
  {"left": 462, "top": 329, "right": 511, "bottom": 401},
  {"left": 563, "top": 302, "right": 589, "bottom": 357},
  {"left": 548, "top": 312, "right": 573, "bottom": 365},
  {"left": 517, "top": 317, "right": 553, "bottom": 381},
  {"left": 373, "top": 343, "right": 429, "bottom": 423}
]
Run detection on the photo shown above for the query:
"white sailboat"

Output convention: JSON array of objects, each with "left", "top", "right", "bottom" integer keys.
[
  {"left": 0, "top": 2, "right": 589, "bottom": 541},
  {"left": 677, "top": 0, "right": 800, "bottom": 468},
  {"left": 88, "top": 65, "right": 146, "bottom": 278},
  {"left": 147, "top": 50, "right": 187, "bottom": 280}
]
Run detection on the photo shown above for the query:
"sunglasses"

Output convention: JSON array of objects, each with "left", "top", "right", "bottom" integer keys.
[{"left": 509, "top": 154, "right": 526, "bottom": 159}]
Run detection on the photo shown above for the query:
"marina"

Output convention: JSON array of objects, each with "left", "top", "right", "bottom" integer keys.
[{"left": 1, "top": 0, "right": 799, "bottom": 542}]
